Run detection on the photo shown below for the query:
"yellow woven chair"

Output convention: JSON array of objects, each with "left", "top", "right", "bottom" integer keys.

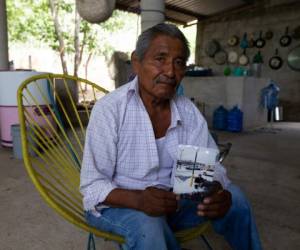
[{"left": 17, "top": 73, "right": 213, "bottom": 250}]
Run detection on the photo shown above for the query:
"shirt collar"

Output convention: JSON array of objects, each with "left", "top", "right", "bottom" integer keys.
[
  {"left": 127, "top": 76, "right": 182, "bottom": 127},
  {"left": 170, "top": 98, "right": 182, "bottom": 128},
  {"left": 127, "top": 75, "right": 139, "bottom": 97}
]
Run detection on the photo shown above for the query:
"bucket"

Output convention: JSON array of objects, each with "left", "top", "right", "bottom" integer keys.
[{"left": 11, "top": 124, "right": 36, "bottom": 159}]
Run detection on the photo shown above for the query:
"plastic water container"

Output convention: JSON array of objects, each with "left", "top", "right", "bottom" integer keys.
[
  {"left": 11, "top": 124, "right": 36, "bottom": 159},
  {"left": 213, "top": 106, "right": 228, "bottom": 130},
  {"left": 0, "top": 71, "right": 48, "bottom": 147},
  {"left": 227, "top": 106, "right": 243, "bottom": 132},
  {"left": 11, "top": 124, "right": 23, "bottom": 159}
]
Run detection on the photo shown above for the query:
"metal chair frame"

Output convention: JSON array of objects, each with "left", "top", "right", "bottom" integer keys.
[{"left": 17, "top": 73, "right": 214, "bottom": 250}]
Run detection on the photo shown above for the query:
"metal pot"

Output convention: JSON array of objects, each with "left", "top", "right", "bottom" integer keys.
[
  {"left": 280, "top": 26, "right": 292, "bottom": 47},
  {"left": 248, "top": 33, "right": 255, "bottom": 48},
  {"left": 205, "top": 40, "right": 220, "bottom": 57},
  {"left": 255, "top": 31, "right": 266, "bottom": 49},
  {"left": 214, "top": 51, "right": 227, "bottom": 65},
  {"left": 264, "top": 30, "right": 274, "bottom": 40},
  {"left": 239, "top": 49, "right": 249, "bottom": 66},
  {"left": 227, "top": 35, "right": 239, "bottom": 47},
  {"left": 287, "top": 45, "right": 300, "bottom": 71},
  {"left": 269, "top": 49, "right": 283, "bottom": 70},
  {"left": 228, "top": 51, "right": 238, "bottom": 64}
]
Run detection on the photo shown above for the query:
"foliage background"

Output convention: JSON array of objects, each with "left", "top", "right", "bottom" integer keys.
[{"left": 6, "top": 0, "right": 196, "bottom": 88}]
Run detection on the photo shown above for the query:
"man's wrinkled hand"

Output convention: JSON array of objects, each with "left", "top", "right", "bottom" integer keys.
[
  {"left": 197, "top": 183, "right": 232, "bottom": 219},
  {"left": 138, "top": 187, "right": 178, "bottom": 217}
]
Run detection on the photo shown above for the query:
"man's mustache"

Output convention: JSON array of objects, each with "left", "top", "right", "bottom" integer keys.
[{"left": 154, "top": 76, "right": 177, "bottom": 85}]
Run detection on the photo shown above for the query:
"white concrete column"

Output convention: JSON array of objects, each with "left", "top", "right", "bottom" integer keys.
[
  {"left": 0, "top": 0, "right": 9, "bottom": 70},
  {"left": 140, "top": 0, "right": 165, "bottom": 31}
]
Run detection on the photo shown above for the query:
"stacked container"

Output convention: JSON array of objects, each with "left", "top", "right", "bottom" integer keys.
[
  {"left": 213, "top": 105, "right": 243, "bottom": 132},
  {"left": 227, "top": 106, "right": 243, "bottom": 132},
  {"left": 0, "top": 71, "right": 49, "bottom": 147},
  {"left": 213, "top": 105, "right": 228, "bottom": 130}
]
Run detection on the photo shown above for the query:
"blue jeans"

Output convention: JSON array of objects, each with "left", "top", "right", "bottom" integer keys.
[{"left": 85, "top": 184, "right": 262, "bottom": 250}]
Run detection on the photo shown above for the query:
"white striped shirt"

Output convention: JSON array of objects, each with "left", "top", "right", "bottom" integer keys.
[
  {"left": 80, "top": 77, "right": 230, "bottom": 211},
  {"left": 155, "top": 136, "right": 173, "bottom": 188}
]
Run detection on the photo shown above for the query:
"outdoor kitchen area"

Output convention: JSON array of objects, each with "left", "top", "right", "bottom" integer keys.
[{"left": 0, "top": 1, "right": 299, "bottom": 250}]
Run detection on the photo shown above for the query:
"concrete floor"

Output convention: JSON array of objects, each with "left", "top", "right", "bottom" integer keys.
[{"left": 0, "top": 122, "right": 300, "bottom": 250}]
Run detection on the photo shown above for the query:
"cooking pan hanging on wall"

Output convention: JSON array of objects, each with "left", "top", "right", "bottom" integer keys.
[
  {"left": 269, "top": 49, "right": 283, "bottom": 70},
  {"left": 255, "top": 31, "right": 266, "bottom": 48},
  {"left": 214, "top": 50, "right": 227, "bottom": 65},
  {"left": 228, "top": 51, "right": 238, "bottom": 64},
  {"left": 227, "top": 35, "right": 239, "bottom": 47},
  {"left": 280, "top": 26, "right": 292, "bottom": 47},
  {"left": 239, "top": 49, "right": 249, "bottom": 66},
  {"left": 264, "top": 30, "right": 274, "bottom": 40},
  {"left": 205, "top": 39, "right": 220, "bottom": 57},
  {"left": 287, "top": 45, "right": 300, "bottom": 71},
  {"left": 248, "top": 33, "right": 255, "bottom": 48}
]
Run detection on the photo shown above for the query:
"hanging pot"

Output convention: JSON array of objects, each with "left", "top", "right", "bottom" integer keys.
[
  {"left": 280, "top": 26, "right": 292, "bottom": 47},
  {"left": 228, "top": 51, "right": 238, "bottom": 64},
  {"left": 227, "top": 35, "right": 239, "bottom": 47},
  {"left": 287, "top": 45, "right": 300, "bottom": 71},
  {"left": 240, "top": 33, "right": 249, "bottom": 49},
  {"left": 255, "top": 31, "right": 266, "bottom": 48},
  {"left": 264, "top": 30, "right": 274, "bottom": 40},
  {"left": 238, "top": 49, "right": 249, "bottom": 66},
  {"left": 214, "top": 50, "right": 227, "bottom": 65},
  {"left": 248, "top": 33, "right": 255, "bottom": 48},
  {"left": 269, "top": 49, "right": 283, "bottom": 70},
  {"left": 205, "top": 40, "right": 220, "bottom": 57}
]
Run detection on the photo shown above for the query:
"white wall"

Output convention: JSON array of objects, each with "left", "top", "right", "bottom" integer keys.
[
  {"left": 195, "top": 1, "right": 300, "bottom": 120},
  {"left": 182, "top": 77, "right": 268, "bottom": 130}
]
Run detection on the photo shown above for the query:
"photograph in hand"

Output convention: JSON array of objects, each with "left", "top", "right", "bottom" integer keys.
[{"left": 173, "top": 145, "right": 219, "bottom": 201}]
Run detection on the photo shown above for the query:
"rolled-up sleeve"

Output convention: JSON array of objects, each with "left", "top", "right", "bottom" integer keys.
[{"left": 80, "top": 100, "right": 118, "bottom": 211}]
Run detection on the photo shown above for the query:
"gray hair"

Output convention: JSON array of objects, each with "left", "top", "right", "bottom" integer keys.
[{"left": 134, "top": 23, "right": 190, "bottom": 62}]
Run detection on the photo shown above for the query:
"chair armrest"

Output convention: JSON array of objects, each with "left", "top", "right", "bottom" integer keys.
[{"left": 217, "top": 142, "right": 232, "bottom": 163}]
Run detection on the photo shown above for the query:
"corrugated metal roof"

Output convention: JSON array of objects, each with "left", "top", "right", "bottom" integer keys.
[{"left": 116, "top": 0, "right": 255, "bottom": 25}]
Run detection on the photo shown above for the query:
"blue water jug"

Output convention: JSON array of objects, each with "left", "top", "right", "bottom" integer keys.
[
  {"left": 227, "top": 106, "right": 243, "bottom": 132},
  {"left": 213, "top": 106, "right": 228, "bottom": 130}
]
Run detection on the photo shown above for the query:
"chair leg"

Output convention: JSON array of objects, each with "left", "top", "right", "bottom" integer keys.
[
  {"left": 87, "top": 233, "right": 211, "bottom": 250},
  {"left": 87, "top": 233, "right": 96, "bottom": 250},
  {"left": 201, "top": 235, "right": 213, "bottom": 250}
]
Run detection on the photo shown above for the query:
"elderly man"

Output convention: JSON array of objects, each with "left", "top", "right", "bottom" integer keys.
[{"left": 80, "top": 23, "right": 262, "bottom": 250}]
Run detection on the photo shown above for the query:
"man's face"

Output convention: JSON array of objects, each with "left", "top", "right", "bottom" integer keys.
[{"left": 132, "top": 35, "right": 187, "bottom": 101}]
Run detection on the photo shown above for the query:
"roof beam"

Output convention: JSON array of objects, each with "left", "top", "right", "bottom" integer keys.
[
  {"left": 165, "top": 4, "right": 206, "bottom": 20},
  {"left": 165, "top": 16, "right": 187, "bottom": 26},
  {"left": 115, "top": 1, "right": 207, "bottom": 25},
  {"left": 115, "top": 3, "right": 140, "bottom": 14}
]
